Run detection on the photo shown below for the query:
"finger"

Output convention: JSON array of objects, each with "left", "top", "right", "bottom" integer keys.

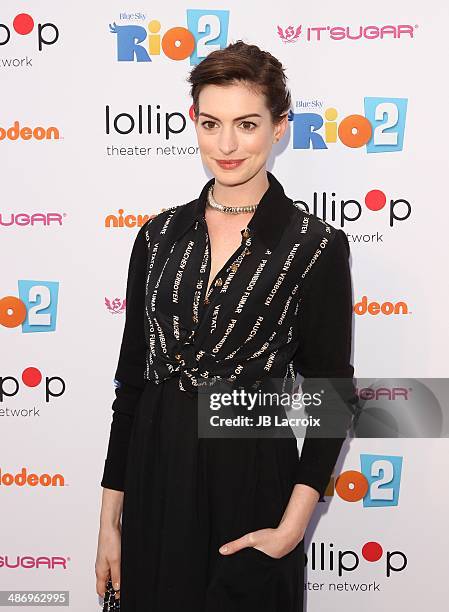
[
  {"left": 219, "top": 532, "right": 254, "bottom": 555},
  {"left": 95, "top": 567, "right": 110, "bottom": 598},
  {"left": 110, "top": 563, "right": 121, "bottom": 600}
]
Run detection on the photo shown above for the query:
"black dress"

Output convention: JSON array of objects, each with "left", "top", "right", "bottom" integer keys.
[{"left": 100, "top": 171, "right": 357, "bottom": 611}]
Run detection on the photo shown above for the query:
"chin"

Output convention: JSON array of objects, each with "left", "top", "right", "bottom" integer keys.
[{"left": 214, "top": 172, "right": 244, "bottom": 185}]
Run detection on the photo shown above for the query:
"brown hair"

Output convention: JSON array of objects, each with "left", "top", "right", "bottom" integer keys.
[{"left": 187, "top": 40, "right": 291, "bottom": 124}]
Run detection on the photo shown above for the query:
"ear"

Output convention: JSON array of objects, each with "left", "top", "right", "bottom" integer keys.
[{"left": 273, "top": 114, "right": 289, "bottom": 143}]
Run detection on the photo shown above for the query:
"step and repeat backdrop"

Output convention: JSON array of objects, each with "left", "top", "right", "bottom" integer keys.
[{"left": 1, "top": 1, "right": 448, "bottom": 610}]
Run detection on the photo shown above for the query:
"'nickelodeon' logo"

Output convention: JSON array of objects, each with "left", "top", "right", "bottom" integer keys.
[
  {"left": 105, "top": 208, "right": 165, "bottom": 228},
  {"left": 354, "top": 296, "right": 409, "bottom": 316},
  {"left": 0, "top": 467, "right": 65, "bottom": 487},
  {"left": 0, "top": 120, "right": 60, "bottom": 141}
]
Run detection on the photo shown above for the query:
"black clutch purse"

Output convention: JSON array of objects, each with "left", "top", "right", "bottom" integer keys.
[{"left": 102, "top": 578, "right": 120, "bottom": 611}]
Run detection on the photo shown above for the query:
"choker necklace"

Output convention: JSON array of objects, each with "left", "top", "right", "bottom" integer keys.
[{"left": 207, "top": 185, "right": 259, "bottom": 214}]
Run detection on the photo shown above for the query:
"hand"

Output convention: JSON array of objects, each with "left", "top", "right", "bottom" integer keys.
[
  {"left": 95, "top": 525, "right": 121, "bottom": 601},
  {"left": 218, "top": 524, "right": 305, "bottom": 560}
]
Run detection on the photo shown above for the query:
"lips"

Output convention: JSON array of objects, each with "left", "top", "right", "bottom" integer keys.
[{"left": 215, "top": 159, "right": 245, "bottom": 169}]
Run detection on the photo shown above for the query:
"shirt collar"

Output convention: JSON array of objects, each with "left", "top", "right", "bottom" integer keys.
[{"left": 170, "top": 170, "right": 294, "bottom": 251}]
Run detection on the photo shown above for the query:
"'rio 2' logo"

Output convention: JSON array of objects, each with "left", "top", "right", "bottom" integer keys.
[
  {"left": 109, "top": 9, "right": 229, "bottom": 64},
  {"left": 327, "top": 454, "right": 403, "bottom": 507},
  {"left": 289, "top": 97, "right": 407, "bottom": 152},
  {"left": 0, "top": 281, "right": 59, "bottom": 333}
]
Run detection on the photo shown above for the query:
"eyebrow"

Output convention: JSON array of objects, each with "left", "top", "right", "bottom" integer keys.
[{"left": 198, "top": 112, "right": 262, "bottom": 121}]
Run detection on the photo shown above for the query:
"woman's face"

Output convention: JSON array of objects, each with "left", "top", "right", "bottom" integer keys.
[{"left": 194, "top": 81, "right": 287, "bottom": 187}]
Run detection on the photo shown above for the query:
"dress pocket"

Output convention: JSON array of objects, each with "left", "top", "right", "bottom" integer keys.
[
  {"left": 248, "top": 546, "right": 282, "bottom": 563},
  {"left": 206, "top": 545, "right": 303, "bottom": 610},
  {"left": 248, "top": 542, "right": 303, "bottom": 566}
]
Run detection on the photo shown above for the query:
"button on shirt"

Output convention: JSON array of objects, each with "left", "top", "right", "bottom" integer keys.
[{"left": 101, "top": 171, "right": 358, "bottom": 498}]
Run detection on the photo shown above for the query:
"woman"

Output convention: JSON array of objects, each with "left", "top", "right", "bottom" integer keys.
[{"left": 95, "top": 41, "right": 356, "bottom": 611}]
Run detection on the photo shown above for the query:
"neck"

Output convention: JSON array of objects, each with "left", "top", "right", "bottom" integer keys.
[{"left": 212, "top": 167, "right": 269, "bottom": 207}]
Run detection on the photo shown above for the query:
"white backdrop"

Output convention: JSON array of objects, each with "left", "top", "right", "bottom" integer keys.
[{"left": 1, "top": 1, "right": 448, "bottom": 610}]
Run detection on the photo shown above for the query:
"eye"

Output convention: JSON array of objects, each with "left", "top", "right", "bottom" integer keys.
[
  {"left": 200, "top": 120, "right": 257, "bottom": 131},
  {"left": 239, "top": 121, "right": 257, "bottom": 131}
]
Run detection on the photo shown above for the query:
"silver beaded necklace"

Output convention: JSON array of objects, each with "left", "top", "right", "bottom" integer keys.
[{"left": 207, "top": 185, "right": 259, "bottom": 214}]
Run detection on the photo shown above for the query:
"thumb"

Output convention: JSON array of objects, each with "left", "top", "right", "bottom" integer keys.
[
  {"left": 110, "top": 563, "right": 121, "bottom": 600},
  {"left": 219, "top": 541, "right": 234, "bottom": 554},
  {"left": 219, "top": 533, "right": 251, "bottom": 555}
]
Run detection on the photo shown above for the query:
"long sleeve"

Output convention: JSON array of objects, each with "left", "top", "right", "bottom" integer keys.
[
  {"left": 293, "top": 228, "right": 358, "bottom": 499},
  {"left": 100, "top": 222, "right": 150, "bottom": 491}
]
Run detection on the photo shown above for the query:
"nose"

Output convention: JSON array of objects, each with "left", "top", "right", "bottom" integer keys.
[{"left": 217, "top": 126, "right": 238, "bottom": 155}]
